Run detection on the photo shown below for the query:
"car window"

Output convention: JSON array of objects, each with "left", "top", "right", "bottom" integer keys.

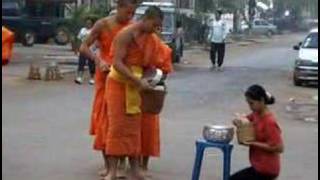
[
  {"left": 134, "top": 11, "right": 174, "bottom": 33},
  {"left": 2, "top": 2, "right": 21, "bottom": 16},
  {"left": 133, "top": 13, "right": 143, "bottom": 21},
  {"left": 261, "top": 20, "right": 269, "bottom": 26},
  {"left": 302, "top": 32, "right": 318, "bottom": 49},
  {"left": 25, "top": 2, "right": 64, "bottom": 17},
  {"left": 162, "top": 13, "right": 174, "bottom": 33},
  {"left": 254, "top": 21, "right": 261, "bottom": 26}
]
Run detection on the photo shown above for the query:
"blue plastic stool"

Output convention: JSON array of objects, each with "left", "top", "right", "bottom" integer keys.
[{"left": 191, "top": 139, "right": 233, "bottom": 180}]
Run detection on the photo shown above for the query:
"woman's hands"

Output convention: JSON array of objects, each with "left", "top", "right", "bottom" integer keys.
[
  {"left": 233, "top": 113, "right": 249, "bottom": 127},
  {"left": 240, "top": 141, "right": 254, "bottom": 146}
]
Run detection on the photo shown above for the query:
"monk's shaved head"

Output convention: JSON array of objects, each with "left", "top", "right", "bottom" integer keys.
[
  {"left": 140, "top": 6, "right": 163, "bottom": 33},
  {"left": 115, "top": 0, "right": 138, "bottom": 23},
  {"left": 143, "top": 6, "right": 164, "bottom": 20}
]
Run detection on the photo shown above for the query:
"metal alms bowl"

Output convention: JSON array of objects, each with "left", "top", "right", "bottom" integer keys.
[{"left": 203, "top": 125, "right": 234, "bottom": 143}]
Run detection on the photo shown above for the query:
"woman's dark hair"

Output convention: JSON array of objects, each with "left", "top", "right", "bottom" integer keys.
[{"left": 245, "top": 84, "right": 275, "bottom": 105}]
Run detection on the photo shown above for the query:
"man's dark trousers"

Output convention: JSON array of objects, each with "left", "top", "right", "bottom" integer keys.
[{"left": 210, "top": 42, "right": 225, "bottom": 67}]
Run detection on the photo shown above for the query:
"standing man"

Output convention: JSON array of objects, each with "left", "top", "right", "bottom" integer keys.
[
  {"left": 79, "top": 0, "right": 138, "bottom": 177},
  {"left": 207, "top": 10, "right": 228, "bottom": 71},
  {"left": 174, "top": 20, "right": 184, "bottom": 63},
  {"left": 140, "top": 39, "right": 173, "bottom": 177},
  {"left": 105, "top": 6, "right": 169, "bottom": 180},
  {"left": 2, "top": 26, "right": 15, "bottom": 65}
]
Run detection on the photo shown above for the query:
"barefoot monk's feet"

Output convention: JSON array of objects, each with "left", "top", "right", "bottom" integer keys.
[
  {"left": 141, "top": 169, "right": 152, "bottom": 178},
  {"left": 98, "top": 169, "right": 108, "bottom": 177},
  {"left": 116, "top": 167, "right": 127, "bottom": 179},
  {"left": 129, "top": 170, "right": 145, "bottom": 180},
  {"left": 130, "top": 174, "right": 145, "bottom": 180},
  {"left": 103, "top": 174, "right": 116, "bottom": 180}
]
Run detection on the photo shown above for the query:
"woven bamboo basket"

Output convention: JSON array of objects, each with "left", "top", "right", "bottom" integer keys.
[
  {"left": 237, "top": 123, "right": 255, "bottom": 144},
  {"left": 141, "top": 87, "right": 167, "bottom": 114}
]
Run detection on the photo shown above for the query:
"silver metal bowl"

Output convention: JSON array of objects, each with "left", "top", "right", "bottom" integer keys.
[{"left": 203, "top": 125, "right": 234, "bottom": 143}]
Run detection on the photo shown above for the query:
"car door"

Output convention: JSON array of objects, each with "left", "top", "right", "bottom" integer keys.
[
  {"left": 253, "top": 20, "right": 262, "bottom": 34},
  {"left": 260, "top": 20, "right": 270, "bottom": 34},
  {"left": 24, "top": 2, "right": 56, "bottom": 39}
]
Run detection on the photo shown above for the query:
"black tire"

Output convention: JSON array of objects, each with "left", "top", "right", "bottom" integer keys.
[
  {"left": 266, "top": 30, "right": 273, "bottom": 38},
  {"left": 293, "top": 74, "right": 303, "bottom": 86},
  {"left": 22, "top": 30, "right": 35, "bottom": 47},
  {"left": 244, "top": 29, "right": 249, "bottom": 35},
  {"left": 54, "top": 26, "right": 70, "bottom": 45}
]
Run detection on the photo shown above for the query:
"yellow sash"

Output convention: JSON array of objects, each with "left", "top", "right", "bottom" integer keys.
[{"left": 109, "top": 65, "right": 143, "bottom": 115}]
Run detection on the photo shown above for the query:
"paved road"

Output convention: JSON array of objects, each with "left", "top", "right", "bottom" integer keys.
[{"left": 2, "top": 33, "right": 318, "bottom": 180}]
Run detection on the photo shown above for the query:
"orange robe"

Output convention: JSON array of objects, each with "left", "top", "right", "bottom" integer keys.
[
  {"left": 141, "top": 40, "right": 173, "bottom": 157},
  {"left": 90, "top": 23, "right": 129, "bottom": 151},
  {"left": 105, "top": 33, "right": 173, "bottom": 156},
  {"left": 2, "top": 26, "right": 14, "bottom": 65}
]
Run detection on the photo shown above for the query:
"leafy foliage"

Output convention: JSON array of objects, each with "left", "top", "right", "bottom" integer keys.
[{"left": 67, "top": 3, "right": 109, "bottom": 50}]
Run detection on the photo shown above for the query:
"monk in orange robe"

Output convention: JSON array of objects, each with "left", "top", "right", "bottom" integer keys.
[
  {"left": 2, "top": 26, "right": 14, "bottom": 65},
  {"left": 79, "top": 0, "right": 138, "bottom": 177},
  {"left": 105, "top": 6, "right": 169, "bottom": 180},
  {"left": 140, "top": 39, "right": 173, "bottom": 176}
]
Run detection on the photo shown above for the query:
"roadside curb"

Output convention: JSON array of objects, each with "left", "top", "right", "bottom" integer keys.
[{"left": 184, "top": 35, "right": 272, "bottom": 50}]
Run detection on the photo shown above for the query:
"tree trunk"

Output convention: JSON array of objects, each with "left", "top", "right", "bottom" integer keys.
[
  {"left": 233, "top": 9, "right": 239, "bottom": 33},
  {"left": 240, "top": 10, "right": 249, "bottom": 25},
  {"left": 240, "top": 10, "right": 252, "bottom": 35}
]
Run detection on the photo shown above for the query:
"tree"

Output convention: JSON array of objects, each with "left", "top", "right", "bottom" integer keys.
[
  {"left": 195, "top": 0, "right": 216, "bottom": 14},
  {"left": 274, "top": 0, "right": 318, "bottom": 18},
  {"left": 195, "top": 0, "right": 245, "bottom": 33}
]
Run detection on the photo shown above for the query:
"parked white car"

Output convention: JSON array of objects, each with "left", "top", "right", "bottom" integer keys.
[
  {"left": 241, "top": 19, "right": 277, "bottom": 36},
  {"left": 293, "top": 28, "right": 318, "bottom": 86}
]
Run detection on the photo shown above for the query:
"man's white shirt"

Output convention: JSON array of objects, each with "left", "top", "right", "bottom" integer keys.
[{"left": 208, "top": 20, "right": 228, "bottom": 43}]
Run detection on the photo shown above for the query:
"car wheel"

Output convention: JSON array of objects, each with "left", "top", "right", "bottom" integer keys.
[
  {"left": 244, "top": 29, "right": 250, "bottom": 35},
  {"left": 54, "top": 26, "right": 70, "bottom": 45},
  {"left": 266, "top": 30, "right": 273, "bottom": 38},
  {"left": 293, "top": 73, "right": 303, "bottom": 86},
  {"left": 22, "top": 31, "right": 35, "bottom": 47}
]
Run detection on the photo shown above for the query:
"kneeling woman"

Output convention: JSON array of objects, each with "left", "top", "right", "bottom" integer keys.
[{"left": 231, "top": 85, "right": 284, "bottom": 180}]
